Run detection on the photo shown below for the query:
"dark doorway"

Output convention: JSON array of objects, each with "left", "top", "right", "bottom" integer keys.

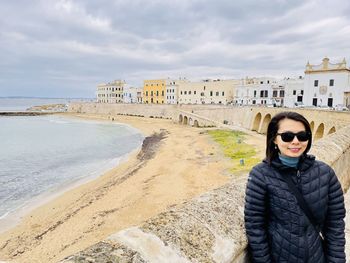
[{"left": 328, "top": 98, "right": 333, "bottom": 107}]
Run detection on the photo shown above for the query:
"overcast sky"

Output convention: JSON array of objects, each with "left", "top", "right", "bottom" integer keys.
[{"left": 1, "top": 0, "right": 350, "bottom": 98}]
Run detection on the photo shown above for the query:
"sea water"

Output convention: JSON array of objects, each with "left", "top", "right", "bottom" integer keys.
[
  {"left": 0, "top": 97, "right": 91, "bottom": 111},
  {"left": 0, "top": 114, "right": 144, "bottom": 224}
]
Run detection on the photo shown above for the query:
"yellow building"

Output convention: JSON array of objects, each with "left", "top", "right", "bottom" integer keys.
[{"left": 143, "top": 79, "right": 166, "bottom": 104}]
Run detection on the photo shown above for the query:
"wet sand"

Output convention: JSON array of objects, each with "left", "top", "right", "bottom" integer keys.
[{"left": 0, "top": 113, "right": 264, "bottom": 263}]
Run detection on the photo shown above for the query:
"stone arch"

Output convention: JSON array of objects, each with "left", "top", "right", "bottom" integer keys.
[
  {"left": 194, "top": 120, "right": 199, "bottom": 127},
  {"left": 310, "top": 121, "right": 315, "bottom": 133},
  {"left": 252, "top": 113, "right": 262, "bottom": 131},
  {"left": 179, "top": 114, "right": 183, "bottom": 124},
  {"left": 314, "top": 123, "right": 324, "bottom": 140},
  {"left": 189, "top": 117, "right": 193, "bottom": 126},
  {"left": 183, "top": 116, "right": 188, "bottom": 125},
  {"left": 259, "top": 114, "right": 271, "bottom": 134},
  {"left": 328, "top": 126, "right": 336, "bottom": 135}
]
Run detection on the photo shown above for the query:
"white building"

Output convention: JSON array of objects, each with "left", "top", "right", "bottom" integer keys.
[
  {"left": 234, "top": 77, "right": 277, "bottom": 106},
  {"left": 276, "top": 77, "right": 304, "bottom": 108},
  {"left": 123, "top": 86, "right": 143, "bottom": 103},
  {"left": 165, "top": 78, "right": 183, "bottom": 104},
  {"left": 96, "top": 80, "right": 125, "bottom": 103},
  {"left": 178, "top": 79, "right": 238, "bottom": 105},
  {"left": 303, "top": 57, "right": 350, "bottom": 108}
]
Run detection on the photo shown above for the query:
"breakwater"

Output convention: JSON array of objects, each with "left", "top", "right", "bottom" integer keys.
[{"left": 0, "top": 112, "right": 52, "bottom": 116}]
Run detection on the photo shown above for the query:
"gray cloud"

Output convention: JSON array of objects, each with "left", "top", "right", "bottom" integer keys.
[{"left": 0, "top": 0, "right": 350, "bottom": 97}]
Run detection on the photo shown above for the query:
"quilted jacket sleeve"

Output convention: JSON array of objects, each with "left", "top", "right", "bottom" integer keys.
[
  {"left": 323, "top": 167, "right": 346, "bottom": 263},
  {"left": 244, "top": 165, "right": 272, "bottom": 262}
]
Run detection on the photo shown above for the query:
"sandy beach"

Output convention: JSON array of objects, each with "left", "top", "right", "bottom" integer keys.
[{"left": 0, "top": 113, "right": 264, "bottom": 263}]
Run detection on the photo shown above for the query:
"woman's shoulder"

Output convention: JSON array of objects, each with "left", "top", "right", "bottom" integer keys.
[
  {"left": 310, "top": 157, "right": 333, "bottom": 171},
  {"left": 250, "top": 160, "right": 272, "bottom": 175},
  {"left": 306, "top": 156, "right": 336, "bottom": 178}
]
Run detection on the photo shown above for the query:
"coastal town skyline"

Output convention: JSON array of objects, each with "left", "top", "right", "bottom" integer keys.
[{"left": 1, "top": 0, "right": 350, "bottom": 98}]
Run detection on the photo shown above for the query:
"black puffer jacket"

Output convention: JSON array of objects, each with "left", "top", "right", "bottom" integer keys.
[{"left": 244, "top": 155, "right": 345, "bottom": 263}]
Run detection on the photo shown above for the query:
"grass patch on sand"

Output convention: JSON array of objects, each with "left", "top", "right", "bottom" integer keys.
[{"left": 208, "top": 129, "right": 260, "bottom": 174}]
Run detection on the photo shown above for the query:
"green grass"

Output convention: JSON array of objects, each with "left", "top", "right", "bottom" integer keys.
[{"left": 207, "top": 129, "right": 260, "bottom": 174}]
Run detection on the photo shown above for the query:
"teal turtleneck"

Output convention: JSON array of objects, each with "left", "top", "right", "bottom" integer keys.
[{"left": 278, "top": 154, "right": 300, "bottom": 168}]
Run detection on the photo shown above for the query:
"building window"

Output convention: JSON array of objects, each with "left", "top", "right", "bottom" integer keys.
[
  {"left": 280, "top": 90, "right": 285, "bottom": 97},
  {"left": 222, "top": 92, "right": 224, "bottom": 96},
  {"left": 314, "top": 80, "right": 318, "bottom": 87},
  {"left": 203, "top": 86, "right": 206, "bottom": 90},
  {"left": 330, "top": 79, "right": 334, "bottom": 86},
  {"left": 210, "top": 91, "right": 213, "bottom": 96},
  {"left": 293, "top": 90, "right": 296, "bottom": 95},
  {"left": 260, "top": 81, "right": 263, "bottom": 84},
  {"left": 216, "top": 92, "right": 219, "bottom": 96},
  {"left": 189, "top": 91, "right": 191, "bottom": 95},
  {"left": 201, "top": 92, "right": 204, "bottom": 96},
  {"left": 301, "top": 90, "right": 304, "bottom": 95},
  {"left": 273, "top": 91, "right": 277, "bottom": 97},
  {"left": 194, "top": 91, "right": 196, "bottom": 95},
  {"left": 184, "top": 91, "right": 187, "bottom": 95},
  {"left": 254, "top": 90, "right": 257, "bottom": 97},
  {"left": 260, "top": 90, "right": 264, "bottom": 97},
  {"left": 146, "top": 91, "right": 148, "bottom": 96},
  {"left": 180, "top": 91, "right": 182, "bottom": 95},
  {"left": 162, "top": 91, "right": 164, "bottom": 96}
]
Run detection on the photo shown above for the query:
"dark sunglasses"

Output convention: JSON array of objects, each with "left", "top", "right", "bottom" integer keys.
[{"left": 276, "top": 131, "right": 310, "bottom": 142}]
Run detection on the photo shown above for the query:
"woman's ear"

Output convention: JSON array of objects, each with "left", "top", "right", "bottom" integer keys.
[{"left": 273, "top": 136, "right": 277, "bottom": 145}]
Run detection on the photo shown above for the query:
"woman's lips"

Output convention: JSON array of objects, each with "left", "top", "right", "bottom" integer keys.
[{"left": 288, "top": 148, "right": 301, "bottom": 153}]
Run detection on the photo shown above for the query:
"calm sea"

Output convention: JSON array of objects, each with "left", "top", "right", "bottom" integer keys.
[
  {"left": 0, "top": 97, "right": 92, "bottom": 111},
  {"left": 0, "top": 99, "right": 144, "bottom": 227}
]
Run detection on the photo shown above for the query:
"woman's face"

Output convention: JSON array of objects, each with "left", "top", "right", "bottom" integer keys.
[{"left": 274, "top": 118, "right": 309, "bottom": 158}]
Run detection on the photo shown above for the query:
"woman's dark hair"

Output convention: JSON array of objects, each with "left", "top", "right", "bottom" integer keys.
[{"left": 266, "top": 111, "right": 312, "bottom": 163}]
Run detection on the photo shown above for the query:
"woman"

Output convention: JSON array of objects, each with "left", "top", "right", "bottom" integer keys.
[{"left": 244, "top": 111, "right": 345, "bottom": 262}]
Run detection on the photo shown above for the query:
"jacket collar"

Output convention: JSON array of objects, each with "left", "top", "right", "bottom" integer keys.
[{"left": 264, "top": 154, "right": 315, "bottom": 172}]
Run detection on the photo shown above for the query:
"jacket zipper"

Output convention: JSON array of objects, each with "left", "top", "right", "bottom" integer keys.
[{"left": 297, "top": 169, "right": 309, "bottom": 262}]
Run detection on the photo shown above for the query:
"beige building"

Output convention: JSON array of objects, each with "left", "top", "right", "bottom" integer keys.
[
  {"left": 178, "top": 79, "right": 238, "bottom": 105},
  {"left": 96, "top": 80, "right": 125, "bottom": 103}
]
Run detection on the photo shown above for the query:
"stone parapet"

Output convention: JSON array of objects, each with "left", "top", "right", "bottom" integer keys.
[{"left": 61, "top": 180, "right": 249, "bottom": 263}]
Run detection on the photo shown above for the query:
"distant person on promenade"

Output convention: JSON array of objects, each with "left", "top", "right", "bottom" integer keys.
[{"left": 244, "top": 111, "right": 345, "bottom": 262}]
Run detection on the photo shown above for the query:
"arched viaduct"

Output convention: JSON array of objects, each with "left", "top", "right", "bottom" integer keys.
[{"left": 177, "top": 106, "right": 350, "bottom": 140}]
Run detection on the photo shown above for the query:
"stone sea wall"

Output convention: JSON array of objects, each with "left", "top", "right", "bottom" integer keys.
[{"left": 62, "top": 103, "right": 350, "bottom": 262}]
